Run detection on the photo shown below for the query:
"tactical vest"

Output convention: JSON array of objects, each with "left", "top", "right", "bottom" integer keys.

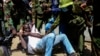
[{"left": 59, "top": 0, "right": 73, "bottom": 8}]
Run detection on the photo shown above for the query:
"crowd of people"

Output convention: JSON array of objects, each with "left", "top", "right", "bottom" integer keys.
[{"left": 0, "top": 0, "right": 93, "bottom": 56}]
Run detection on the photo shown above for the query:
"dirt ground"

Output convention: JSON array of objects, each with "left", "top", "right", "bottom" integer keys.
[
  {"left": 11, "top": 36, "right": 67, "bottom": 56},
  {"left": 10, "top": 36, "right": 92, "bottom": 56}
]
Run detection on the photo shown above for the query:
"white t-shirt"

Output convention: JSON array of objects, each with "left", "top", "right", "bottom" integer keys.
[{"left": 28, "top": 24, "right": 41, "bottom": 54}]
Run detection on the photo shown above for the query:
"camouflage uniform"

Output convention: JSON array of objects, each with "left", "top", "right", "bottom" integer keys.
[
  {"left": 34, "top": 0, "right": 44, "bottom": 30},
  {"left": 0, "top": 0, "right": 4, "bottom": 36},
  {"left": 35, "top": 0, "right": 52, "bottom": 31},
  {"left": 46, "top": 0, "right": 86, "bottom": 55},
  {"left": 4, "top": 0, "right": 14, "bottom": 33},
  {"left": 11, "top": 0, "right": 31, "bottom": 31}
]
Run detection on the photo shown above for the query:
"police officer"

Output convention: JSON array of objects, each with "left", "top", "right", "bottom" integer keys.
[
  {"left": 0, "top": 0, "right": 4, "bottom": 36},
  {"left": 11, "top": 0, "right": 32, "bottom": 31}
]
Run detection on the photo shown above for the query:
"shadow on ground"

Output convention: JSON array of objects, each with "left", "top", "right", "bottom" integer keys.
[{"left": 83, "top": 45, "right": 92, "bottom": 56}]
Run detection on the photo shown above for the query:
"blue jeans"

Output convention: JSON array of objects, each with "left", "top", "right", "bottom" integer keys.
[
  {"left": 36, "top": 33, "right": 75, "bottom": 56},
  {"left": 45, "top": 17, "right": 55, "bottom": 33},
  {"left": 54, "top": 34, "right": 75, "bottom": 54}
]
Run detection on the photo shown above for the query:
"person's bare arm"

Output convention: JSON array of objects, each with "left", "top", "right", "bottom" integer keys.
[
  {"left": 29, "top": 32, "right": 44, "bottom": 38},
  {"left": 21, "top": 30, "right": 43, "bottom": 38},
  {"left": 17, "top": 32, "right": 27, "bottom": 49}
]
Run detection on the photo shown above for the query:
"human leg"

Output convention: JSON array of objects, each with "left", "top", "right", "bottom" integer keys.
[
  {"left": 54, "top": 34, "right": 75, "bottom": 54},
  {"left": 36, "top": 33, "right": 55, "bottom": 56}
]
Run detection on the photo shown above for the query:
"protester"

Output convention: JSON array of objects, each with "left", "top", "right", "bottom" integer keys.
[{"left": 17, "top": 22, "right": 77, "bottom": 56}]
